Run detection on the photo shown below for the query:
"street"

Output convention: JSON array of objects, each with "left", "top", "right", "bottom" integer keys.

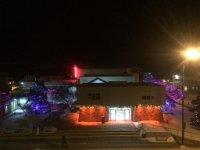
[{"left": 0, "top": 129, "right": 179, "bottom": 150}]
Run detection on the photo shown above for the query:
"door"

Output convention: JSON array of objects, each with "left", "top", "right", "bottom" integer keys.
[{"left": 109, "top": 107, "right": 131, "bottom": 121}]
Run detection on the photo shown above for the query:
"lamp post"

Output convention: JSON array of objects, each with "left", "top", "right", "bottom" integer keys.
[
  {"left": 181, "top": 63, "right": 185, "bottom": 145},
  {"left": 181, "top": 48, "right": 200, "bottom": 145}
]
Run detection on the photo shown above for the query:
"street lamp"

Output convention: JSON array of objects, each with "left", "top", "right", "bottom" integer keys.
[{"left": 181, "top": 48, "right": 200, "bottom": 145}]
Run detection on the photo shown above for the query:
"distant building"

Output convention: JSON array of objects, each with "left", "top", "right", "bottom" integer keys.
[
  {"left": 172, "top": 74, "right": 200, "bottom": 92},
  {"left": 24, "top": 74, "right": 66, "bottom": 82},
  {"left": 13, "top": 75, "right": 73, "bottom": 94}
]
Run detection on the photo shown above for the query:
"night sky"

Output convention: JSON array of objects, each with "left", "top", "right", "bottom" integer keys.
[{"left": 1, "top": 0, "right": 200, "bottom": 79}]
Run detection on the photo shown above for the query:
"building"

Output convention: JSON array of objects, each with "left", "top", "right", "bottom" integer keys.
[
  {"left": 10, "top": 75, "right": 74, "bottom": 114},
  {"left": 172, "top": 74, "right": 200, "bottom": 92},
  {"left": 76, "top": 83, "right": 165, "bottom": 122},
  {"left": 11, "top": 74, "right": 73, "bottom": 94},
  {"left": 8, "top": 66, "right": 166, "bottom": 122},
  {"left": 172, "top": 74, "right": 200, "bottom": 105},
  {"left": 75, "top": 67, "right": 165, "bottom": 122}
]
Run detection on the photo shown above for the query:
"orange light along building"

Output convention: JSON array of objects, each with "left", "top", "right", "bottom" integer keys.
[{"left": 76, "top": 83, "right": 165, "bottom": 122}]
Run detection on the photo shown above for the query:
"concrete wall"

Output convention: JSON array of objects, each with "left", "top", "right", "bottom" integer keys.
[{"left": 76, "top": 84, "right": 165, "bottom": 106}]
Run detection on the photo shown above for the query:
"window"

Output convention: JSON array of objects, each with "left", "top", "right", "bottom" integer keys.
[
  {"left": 142, "top": 96, "right": 154, "bottom": 100},
  {"left": 95, "top": 93, "right": 100, "bottom": 100},
  {"left": 146, "top": 96, "right": 150, "bottom": 100},
  {"left": 142, "top": 96, "right": 146, "bottom": 99},
  {"left": 88, "top": 93, "right": 100, "bottom": 100}
]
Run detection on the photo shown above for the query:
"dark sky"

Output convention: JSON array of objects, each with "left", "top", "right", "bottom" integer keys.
[{"left": 1, "top": 0, "right": 200, "bottom": 79}]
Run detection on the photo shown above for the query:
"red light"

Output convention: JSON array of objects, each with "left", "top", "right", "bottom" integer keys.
[
  {"left": 134, "top": 105, "right": 162, "bottom": 121},
  {"left": 74, "top": 65, "right": 77, "bottom": 78},
  {"left": 79, "top": 106, "right": 107, "bottom": 122}
]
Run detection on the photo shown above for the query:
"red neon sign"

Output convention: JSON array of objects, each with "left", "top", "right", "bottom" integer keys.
[{"left": 74, "top": 65, "right": 77, "bottom": 78}]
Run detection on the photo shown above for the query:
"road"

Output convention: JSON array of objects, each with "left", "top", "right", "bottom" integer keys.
[{"left": 0, "top": 130, "right": 179, "bottom": 150}]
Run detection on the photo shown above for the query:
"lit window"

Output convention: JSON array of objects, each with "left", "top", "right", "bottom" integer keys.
[{"left": 184, "top": 86, "right": 188, "bottom": 91}]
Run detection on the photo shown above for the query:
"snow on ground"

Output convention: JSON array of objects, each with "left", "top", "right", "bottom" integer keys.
[
  {"left": 94, "top": 147, "right": 200, "bottom": 150},
  {"left": 2, "top": 99, "right": 200, "bottom": 142},
  {"left": 1, "top": 113, "right": 26, "bottom": 129},
  {"left": 162, "top": 104, "right": 200, "bottom": 141},
  {"left": 140, "top": 103, "right": 200, "bottom": 142}
]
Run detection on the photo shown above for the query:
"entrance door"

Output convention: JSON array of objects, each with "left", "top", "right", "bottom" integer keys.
[
  {"left": 110, "top": 109, "right": 116, "bottom": 120},
  {"left": 109, "top": 107, "right": 131, "bottom": 121},
  {"left": 116, "top": 109, "right": 124, "bottom": 120}
]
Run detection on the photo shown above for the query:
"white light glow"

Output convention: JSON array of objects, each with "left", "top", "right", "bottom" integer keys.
[
  {"left": 19, "top": 98, "right": 27, "bottom": 105},
  {"left": 5, "top": 105, "right": 8, "bottom": 113},
  {"left": 109, "top": 107, "right": 131, "bottom": 121},
  {"left": 184, "top": 48, "right": 200, "bottom": 61},
  {"left": 184, "top": 86, "right": 188, "bottom": 91},
  {"left": 93, "top": 79, "right": 104, "bottom": 83},
  {"left": 116, "top": 110, "right": 124, "bottom": 120},
  {"left": 174, "top": 75, "right": 180, "bottom": 80},
  {"left": 15, "top": 109, "right": 24, "bottom": 113}
]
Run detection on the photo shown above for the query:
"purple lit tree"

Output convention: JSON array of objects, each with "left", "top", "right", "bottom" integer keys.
[
  {"left": 27, "top": 78, "right": 49, "bottom": 115},
  {"left": 143, "top": 72, "right": 184, "bottom": 112},
  {"left": 47, "top": 86, "right": 77, "bottom": 108},
  {"left": 143, "top": 72, "right": 165, "bottom": 86}
]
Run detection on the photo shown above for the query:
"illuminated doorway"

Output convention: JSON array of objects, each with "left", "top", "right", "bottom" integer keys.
[{"left": 109, "top": 107, "right": 131, "bottom": 121}]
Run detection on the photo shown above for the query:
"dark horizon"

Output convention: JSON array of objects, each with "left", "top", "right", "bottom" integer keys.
[{"left": 1, "top": 0, "right": 200, "bottom": 80}]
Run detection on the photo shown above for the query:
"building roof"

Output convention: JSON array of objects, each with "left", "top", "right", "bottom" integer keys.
[
  {"left": 88, "top": 77, "right": 107, "bottom": 83},
  {"left": 77, "top": 82, "right": 163, "bottom": 87}
]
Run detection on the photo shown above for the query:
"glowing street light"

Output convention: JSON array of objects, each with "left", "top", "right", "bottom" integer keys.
[
  {"left": 183, "top": 48, "right": 200, "bottom": 61},
  {"left": 181, "top": 48, "right": 200, "bottom": 145}
]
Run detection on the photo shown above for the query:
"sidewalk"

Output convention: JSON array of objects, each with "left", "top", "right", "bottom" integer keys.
[
  {"left": 140, "top": 105, "right": 200, "bottom": 143},
  {"left": 162, "top": 105, "right": 200, "bottom": 141},
  {"left": 93, "top": 147, "right": 200, "bottom": 150},
  {"left": 75, "top": 121, "right": 136, "bottom": 131}
]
